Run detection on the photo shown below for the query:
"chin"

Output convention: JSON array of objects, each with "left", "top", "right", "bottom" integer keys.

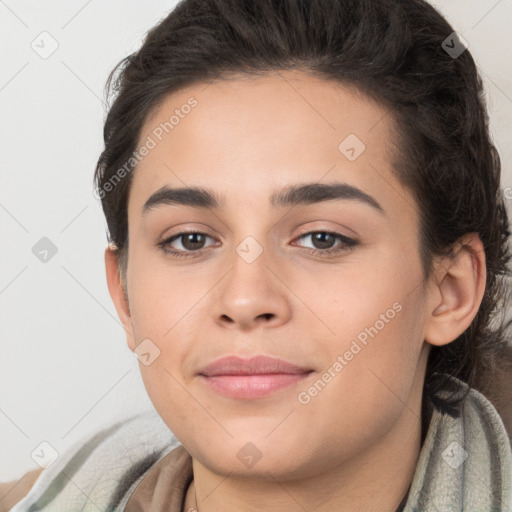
[{"left": 188, "top": 433, "right": 321, "bottom": 481}]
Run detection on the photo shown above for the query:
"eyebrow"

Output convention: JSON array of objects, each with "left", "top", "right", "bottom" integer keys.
[{"left": 142, "top": 182, "right": 385, "bottom": 216}]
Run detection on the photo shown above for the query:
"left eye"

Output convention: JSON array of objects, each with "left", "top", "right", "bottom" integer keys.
[{"left": 294, "top": 231, "right": 356, "bottom": 252}]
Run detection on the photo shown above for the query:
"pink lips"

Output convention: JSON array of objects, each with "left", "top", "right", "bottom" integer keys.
[{"left": 198, "top": 355, "right": 313, "bottom": 399}]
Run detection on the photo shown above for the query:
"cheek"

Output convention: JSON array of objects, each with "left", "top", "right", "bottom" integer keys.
[
  {"left": 137, "top": 362, "right": 201, "bottom": 455},
  {"left": 126, "top": 264, "right": 206, "bottom": 405},
  {"left": 295, "top": 301, "right": 423, "bottom": 459},
  {"left": 294, "top": 255, "right": 410, "bottom": 349},
  {"left": 306, "top": 261, "right": 423, "bottom": 413},
  {"left": 127, "top": 255, "right": 203, "bottom": 340}
]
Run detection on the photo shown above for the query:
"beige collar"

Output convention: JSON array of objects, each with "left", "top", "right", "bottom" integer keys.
[{"left": 125, "top": 445, "right": 193, "bottom": 511}]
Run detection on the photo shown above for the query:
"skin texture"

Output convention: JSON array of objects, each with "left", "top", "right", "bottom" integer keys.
[
  {"left": 0, "top": 467, "right": 43, "bottom": 511},
  {"left": 105, "top": 69, "right": 486, "bottom": 512}
]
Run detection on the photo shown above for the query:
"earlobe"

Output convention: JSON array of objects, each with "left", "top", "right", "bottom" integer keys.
[
  {"left": 104, "top": 246, "right": 136, "bottom": 351},
  {"left": 424, "top": 233, "right": 487, "bottom": 347}
]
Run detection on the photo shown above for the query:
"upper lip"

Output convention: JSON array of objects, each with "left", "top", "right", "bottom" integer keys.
[{"left": 198, "top": 355, "right": 313, "bottom": 376}]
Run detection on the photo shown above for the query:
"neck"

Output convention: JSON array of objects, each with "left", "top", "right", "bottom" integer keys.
[{"left": 184, "top": 402, "right": 423, "bottom": 512}]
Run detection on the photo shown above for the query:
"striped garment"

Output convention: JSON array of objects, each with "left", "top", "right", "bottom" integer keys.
[
  {"left": 9, "top": 374, "right": 512, "bottom": 511},
  {"left": 10, "top": 408, "right": 179, "bottom": 511}
]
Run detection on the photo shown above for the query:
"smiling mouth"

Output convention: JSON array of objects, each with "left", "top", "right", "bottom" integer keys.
[{"left": 197, "top": 354, "right": 314, "bottom": 399}]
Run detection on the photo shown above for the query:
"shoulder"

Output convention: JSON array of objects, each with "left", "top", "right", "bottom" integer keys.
[
  {"left": 8, "top": 408, "right": 180, "bottom": 512},
  {"left": 480, "top": 344, "right": 512, "bottom": 441},
  {"left": 0, "top": 467, "right": 44, "bottom": 512},
  {"left": 406, "top": 374, "right": 512, "bottom": 510}
]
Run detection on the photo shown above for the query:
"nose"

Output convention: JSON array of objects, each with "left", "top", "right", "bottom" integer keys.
[{"left": 212, "top": 247, "right": 292, "bottom": 332}]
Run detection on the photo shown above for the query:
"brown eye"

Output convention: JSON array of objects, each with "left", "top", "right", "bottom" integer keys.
[
  {"left": 157, "top": 231, "right": 216, "bottom": 257},
  {"left": 293, "top": 231, "right": 358, "bottom": 257},
  {"left": 178, "top": 233, "right": 207, "bottom": 251},
  {"left": 309, "top": 232, "right": 337, "bottom": 250}
]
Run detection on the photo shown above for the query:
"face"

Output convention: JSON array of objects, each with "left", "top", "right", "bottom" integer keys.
[{"left": 113, "top": 69, "right": 436, "bottom": 481}]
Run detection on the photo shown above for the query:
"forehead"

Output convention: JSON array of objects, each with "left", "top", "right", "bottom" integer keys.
[{"left": 128, "top": 69, "right": 412, "bottom": 221}]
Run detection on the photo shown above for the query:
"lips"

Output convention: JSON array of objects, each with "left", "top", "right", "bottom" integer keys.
[
  {"left": 197, "top": 355, "right": 314, "bottom": 399},
  {"left": 198, "top": 355, "right": 312, "bottom": 376}
]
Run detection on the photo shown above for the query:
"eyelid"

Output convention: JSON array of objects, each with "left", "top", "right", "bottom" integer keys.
[
  {"left": 158, "top": 225, "right": 216, "bottom": 243},
  {"left": 293, "top": 222, "right": 356, "bottom": 239},
  {"left": 291, "top": 230, "right": 358, "bottom": 251},
  {"left": 160, "top": 229, "right": 218, "bottom": 249}
]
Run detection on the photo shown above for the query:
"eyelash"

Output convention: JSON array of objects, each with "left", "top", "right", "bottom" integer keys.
[{"left": 157, "top": 229, "right": 359, "bottom": 259}]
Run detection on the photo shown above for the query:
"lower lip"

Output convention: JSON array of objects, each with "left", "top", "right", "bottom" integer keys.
[{"left": 199, "top": 373, "right": 312, "bottom": 399}]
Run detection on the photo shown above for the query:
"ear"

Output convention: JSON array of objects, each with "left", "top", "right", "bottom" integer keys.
[
  {"left": 104, "top": 246, "right": 136, "bottom": 352},
  {"left": 424, "top": 233, "right": 487, "bottom": 347}
]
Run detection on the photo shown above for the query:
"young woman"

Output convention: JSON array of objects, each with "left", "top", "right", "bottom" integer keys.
[{"left": 5, "top": 0, "right": 512, "bottom": 510}]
